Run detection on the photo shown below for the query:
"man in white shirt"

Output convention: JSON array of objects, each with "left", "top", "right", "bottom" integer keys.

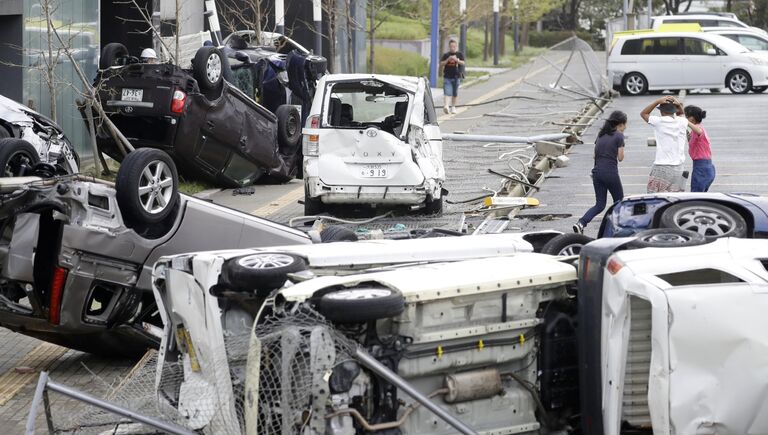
[{"left": 640, "top": 97, "right": 688, "bottom": 193}]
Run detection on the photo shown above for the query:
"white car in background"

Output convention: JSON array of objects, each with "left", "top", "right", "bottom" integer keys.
[
  {"left": 651, "top": 13, "right": 767, "bottom": 35},
  {"left": 706, "top": 28, "right": 768, "bottom": 52},
  {"left": 302, "top": 74, "right": 445, "bottom": 215},
  {"left": 609, "top": 32, "right": 768, "bottom": 95}
]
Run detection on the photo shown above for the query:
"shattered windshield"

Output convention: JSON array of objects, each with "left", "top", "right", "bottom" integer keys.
[{"left": 326, "top": 81, "right": 410, "bottom": 132}]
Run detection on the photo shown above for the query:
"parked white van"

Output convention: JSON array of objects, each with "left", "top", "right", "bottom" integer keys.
[
  {"left": 651, "top": 13, "right": 767, "bottom": 35},
  {"left": 608, "top": 32, "right": 768, "bottom": 95}
]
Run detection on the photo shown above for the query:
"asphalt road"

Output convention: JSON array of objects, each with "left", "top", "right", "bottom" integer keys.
[{"left": 512, "top": 89, "right": 768, "bottom": 237}]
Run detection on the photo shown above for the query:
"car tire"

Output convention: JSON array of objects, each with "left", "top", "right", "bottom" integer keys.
[
  {"left": 621, "top": 72, "right": 648, "bottom": 96},
  {"left": 0, "top": 138, "right": 40, "bottom": 177},
  {"left": 192, "top": 46, "right": 225, "bottom": 92},
  {"left": 726, "top": 70, "right": 752, "bottom": 94},
  {"left": 752, "top": 86, "right": 767, "bottom": 94},
  {"left": 275, "top": 105, "right": 302, "bottom": 150},
  {"left": 541, "top": 233, "right": 595, "bottom": 256},
  {"left": 627, "top": 228, "right": 708, "bottom": 248},
  {"left": 315, "top": 286, "right": 405, "bottom": 323},
  {"left": 658, "top": 201, "right": 747, "bottom": 239},
  {"left": 320, "top": 225, "right": 358, "bottom": 242},
  {"left": 222, "top": 252, "right": 307, "bottom": 292},
  {"left": 116, "top": 148, "right": 180, "bottom": 226},
  {"left": 0, "top": 124, "right": 11, "bottom": 139},
  {"left": 423, "top": 195, "right": 443, "bottom": 215},
  {"left": 304, "top": 185, "right": 325, "bottom": 215},
  {"left": 99, "top": 43, "right": 128, "bottom": 70}
]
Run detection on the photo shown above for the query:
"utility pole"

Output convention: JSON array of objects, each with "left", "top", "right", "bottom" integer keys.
[
  {"left": 314, "top": 0, "right": 322, "bottom": 54},
  {"left": 430, "top": 0, "right": 439, "bottom": 87},
  {"left": 275, "top": 0, "right": 285, "bottom": 35},
  {"left": 459, "top": 0, "right": 467, "bottom": 55},
  {"left": 493, "top": 0, "right": 500, "bottom": 65},
  {"left": 622, "top": 0, "right": 629, "bottom": 30}
]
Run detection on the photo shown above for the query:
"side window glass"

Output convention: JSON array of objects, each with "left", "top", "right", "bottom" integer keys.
[
  {"left": 652, "top": 38, "right": 682, "bottom": 55},
  {"left": 723, "top": 34, "right": 739, "bottom": 42},
  {"left": 740, "top": 35, "right": 768, "bottom": 51},
  {"left": 684, "top": 38, "right": 704, "bottom": 55},
  {"left": 621, "top": 39, "right": 643, "bottom": 55},
  {"left": 423, "top": 87, "right": 437, "bottom": 125}
]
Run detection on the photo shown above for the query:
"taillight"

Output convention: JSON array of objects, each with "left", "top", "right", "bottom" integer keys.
[
  {"left": 304, "top": 115, "right": 320, "bottom": 156},
  {"left": 49, "top": 267, "right": 68, "bottom": 325},
  {"left": 170, "top": 89, "right": 186, "bottom": 114}
]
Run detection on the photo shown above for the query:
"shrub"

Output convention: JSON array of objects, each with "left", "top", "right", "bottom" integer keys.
[
  {"left": 369, "top": 46, "right": 428, "bottom": 77},
  {"left": 370, "top": 13, "right": 429, "bottom": 40},
  {"left": 528, "top": 30, "right": 594, "bottom": 48}
]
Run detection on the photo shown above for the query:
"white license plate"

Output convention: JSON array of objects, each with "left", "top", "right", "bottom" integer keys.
[
  {"left": 361, "top": 164, "right": 387, "bottom": 178},
  {"left": 121, "top": 88, "right": 143, "bottom": 102}
]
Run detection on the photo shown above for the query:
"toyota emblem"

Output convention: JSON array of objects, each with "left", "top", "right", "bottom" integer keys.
[
  {"left": 366, "top": 129, "right": 377, "bottom": 137},
  {"left": 124, "top": 106, "right": 134, "bottom": 113}
]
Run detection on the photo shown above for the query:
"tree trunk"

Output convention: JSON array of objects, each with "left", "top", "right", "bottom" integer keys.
[
  {"left": 522, "top": 22, "right": 530, "bottom": 47},
  {"left": 368, "top": 2, "right": 375, "bottom": 73},
  {"left": 346, "top": 0, "right": 354, "bottom": 73},
  {"left": 43, "top": 0, "right": 57, "bottom": 122},
  {"left": 483, "top": 14, "right": 490, "bottom": 61},
  {"left": 325, "top": 0, "right": 337, "bottom": 73},
  {"left": 500, "top": 0, "right": 508, "bottom": 55}
]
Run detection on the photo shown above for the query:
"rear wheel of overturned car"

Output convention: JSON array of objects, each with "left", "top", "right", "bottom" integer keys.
[
  {"left": 116, "top": 148, "right": 180, "bottom": 226},
  {"left": 222, "top": 252, "right": 308, "bottom": 292},
  {"left": 0, "top": 138, "right": 40, "bottom": 177},
  {"left": 627, "top": 228, "right": 708, "bottom": 249},
  {"left": 726, "top": 70, "right": 752, "bottom": 94},
  {"left": 621, "top": 72, "right": 648, "bottom": 96},
  {"left": 658, "top": 201, "right": 747, "bottom": 239},
  {"left": 99, "top": 43, "right": 129, "bottom": 70},
  {"left": 541, "top": 233, "right": 595, "bottom": 256},
  {"left": 193, "top": 46, "right": 225, "bottom": 92},
  {"left": 320, "top": 225, "right": 358, "bottom": 242},
  {"left": 276, "top": 105, "right": 302, "bottom": 150},
  {"left": 315, "top": 286, "right": 405, "bottom": 323}
]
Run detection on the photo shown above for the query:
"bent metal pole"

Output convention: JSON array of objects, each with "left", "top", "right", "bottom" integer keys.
[{"left": 354, "top": 348, "right": 478, "bottom": 435}]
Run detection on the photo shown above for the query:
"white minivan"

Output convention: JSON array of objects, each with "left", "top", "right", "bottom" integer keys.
[
  {"left": 608, "top": 32, "right": 768, "bottom": 95},
  {"left": 301, "top": 74, "right": 445, "bottom": 215}
]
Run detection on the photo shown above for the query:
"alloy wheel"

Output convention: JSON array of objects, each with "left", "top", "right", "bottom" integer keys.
[
  {"left": 237, "top": 253, "right": 297, "bottom": 269},
  {"left": 625, "top": 75, "right": 645, "bottom": 95},
  {"left": 137, "top": 160, "right": 174, "bottom": 214},
  {"left": 206, "top": 53, "right": 222, "bottom": 83},
  {"left": 729, "top": 73, "right": 749, "bottom": 93},
  {"left": 670, "top": 206, "right": 736, "bottom": 237}
]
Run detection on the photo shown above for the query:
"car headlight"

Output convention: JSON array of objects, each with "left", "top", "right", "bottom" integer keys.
[{"left": 749, "top": 56, "right": 768, "bottom": 66}]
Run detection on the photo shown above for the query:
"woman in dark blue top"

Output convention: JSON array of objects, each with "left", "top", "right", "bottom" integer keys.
[{"left": 573, "top": 111, "right": 627, "bottom": 234}]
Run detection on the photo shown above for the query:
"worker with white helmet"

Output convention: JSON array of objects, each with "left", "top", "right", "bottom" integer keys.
[{"left": 140, "top": 48, "right": 158, "bottom": 64}]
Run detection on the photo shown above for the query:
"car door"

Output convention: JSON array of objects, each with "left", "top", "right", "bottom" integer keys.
[
  {"left": 639, "top": 37, "right": 685, "bottom": 89},
  {"left": 681, "top": 37, "right": 726, "bottom": 87}
]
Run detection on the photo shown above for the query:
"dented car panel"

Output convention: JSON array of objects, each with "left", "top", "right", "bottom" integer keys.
[{"left": 303, "top": 74, "right": 445, "bottom": 208}]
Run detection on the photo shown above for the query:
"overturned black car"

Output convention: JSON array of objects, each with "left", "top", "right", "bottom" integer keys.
[{"left": 93, "top": 34, "right": 326, "bottom": 187}]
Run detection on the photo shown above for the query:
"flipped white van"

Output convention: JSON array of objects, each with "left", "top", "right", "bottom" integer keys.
[{"left": 608, "top": 32, "right": 768, "bottom": 95}]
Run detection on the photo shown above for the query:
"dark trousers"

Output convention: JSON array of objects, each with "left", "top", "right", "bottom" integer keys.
[
  {"left": 579, "top": 170, "right": 624, "bottom": 227},
  {"left": 691, "top": 159, "right": 716, "bottom": 192}
]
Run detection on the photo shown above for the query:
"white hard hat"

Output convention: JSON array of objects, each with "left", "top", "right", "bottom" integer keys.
[{"left": 140, "top": 48, "right": 157, "bottom": 59}]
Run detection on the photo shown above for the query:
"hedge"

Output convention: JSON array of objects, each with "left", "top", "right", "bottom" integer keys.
[{"left": 528, "top": 30, "right": 594, "bottom": 48}]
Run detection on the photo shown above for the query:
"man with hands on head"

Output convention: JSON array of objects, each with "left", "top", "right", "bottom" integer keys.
[{"left": 641, "top": 96, "right": 688, "bottom": 193}]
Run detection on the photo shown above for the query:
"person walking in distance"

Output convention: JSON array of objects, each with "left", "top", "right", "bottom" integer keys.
[
  {"left": 440, "top": 39, "right": 465, "bottom": 115},
  {"left": 573, "top": 111, "right": 627, "bottom": 234},
  {"left": 641, "top": 97, "right": 688, "bottom": 193},
  {"left": 685, "top": 105, "right": 716, "bottom": 192}
]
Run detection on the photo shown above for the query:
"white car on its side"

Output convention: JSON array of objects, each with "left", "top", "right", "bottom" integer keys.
[
  {"left": 301, "top": 74, "right": 445, "bottom": 215},
  {"left": 609, "top": 32, "right": 768, "bottom": 95}
]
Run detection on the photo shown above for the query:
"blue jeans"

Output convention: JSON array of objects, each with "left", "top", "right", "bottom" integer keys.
[
  {"left": 443, "top": 78, "right": 461, "bottom": 97},
  {"left": 579, "top": 170, "right": 624, "bottom": 227},
  {"left": 691, "top": 159, "right": 715, "bottom": 192}
]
